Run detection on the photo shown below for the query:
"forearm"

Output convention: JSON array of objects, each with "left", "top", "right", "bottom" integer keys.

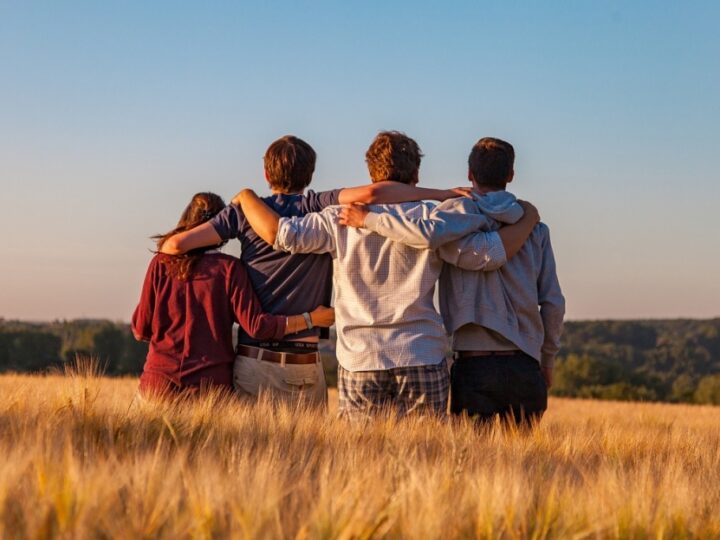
[
  {"left": 540, "top": 302, "right": 565, "bottom": 369},
  {"left": 497, "top": 215, "right": 537, "bottom": 259},
  {"left": 284, "top": 315, "right": 309, "bottom": 335},
  {"left": 159, "top": 222, "right": 223, "bottom": 255},
  {"left": 236, "top": 189, "right": 280, "bottom": 245},
  {"left": 364, "top": 209, "right": 488, "bottom": 251},
  {"left": 339, "top": 182, "right": 459, "bottom": 205}
]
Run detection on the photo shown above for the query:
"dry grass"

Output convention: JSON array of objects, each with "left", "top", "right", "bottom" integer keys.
[{"left": 1, "top": 365, "right": 719, "bottom": 539}]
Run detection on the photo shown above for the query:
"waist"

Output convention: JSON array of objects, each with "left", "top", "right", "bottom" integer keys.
[
  {"left": 236, "top": 344, "right": 320, "bottom": 365},
  {"left": 454, "top": 350, "right": 521, "bottom": 359},
  {"left": 250, "top": 340, "right": 319, "bottom": 351}
]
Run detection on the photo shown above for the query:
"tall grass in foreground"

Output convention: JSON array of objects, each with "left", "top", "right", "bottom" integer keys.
[{"left": 0, "top": 367, "right": 719, "bottom": 539}]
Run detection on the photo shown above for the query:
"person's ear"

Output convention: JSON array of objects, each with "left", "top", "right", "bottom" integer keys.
[
  {"left": 507, "top": 169, "right": 515, "bottom": 184},
  {"left": 468, "top": 170, "right": 479, "bottom": 190}
]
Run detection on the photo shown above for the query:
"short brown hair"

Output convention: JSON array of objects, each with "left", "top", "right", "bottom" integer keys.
[
  {"left": 468, "top": 137, "right": 515, "bottom": 188},
  {"left": 365, "top": 131, "right": 423, "bottom": 184},
  {"left": 264, "top": 135, "right": 316, "bottom": 193}
]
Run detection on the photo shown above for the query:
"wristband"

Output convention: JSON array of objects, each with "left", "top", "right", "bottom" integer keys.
[{"left": 302, "top": 312, "right": 313, "bottom": 330}]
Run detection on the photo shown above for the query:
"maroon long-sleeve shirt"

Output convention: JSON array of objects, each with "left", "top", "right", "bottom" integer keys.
[{"left": 132, "top": 252, "right": 285, "bottom": 394}]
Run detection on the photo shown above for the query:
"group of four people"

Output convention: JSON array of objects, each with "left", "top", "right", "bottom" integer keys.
[{"left": 132, "top": 131, "right": 564, "bottom": 425}]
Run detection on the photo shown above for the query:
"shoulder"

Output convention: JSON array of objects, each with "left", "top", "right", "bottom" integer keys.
[
  {"left": 370, "top": 200, "right": 433, "bottom": 217},
  {"left": 208, "top": 252, "right": 239, "bottom": 262},
  {"left": 531, "top": 222, "right": 552, "bottom": 245},
  {"left": 148, "top": 253, "right": 168, "bottom": 270},
  {"left": 210, "top": 204, "right": 246, "bottom": 235},
  {"left": 435, "top": 197, "right": 479, "bottom": 214},
  {"left": 536, "top": 222, "right": 550, "bottom": 235},
  {"left": 202, "top": 252, "right": 242, "bottom": 271}
]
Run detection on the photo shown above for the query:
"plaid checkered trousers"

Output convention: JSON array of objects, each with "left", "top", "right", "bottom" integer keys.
[{"left": 337, "top": 359, "right": 450, "bottom": 419}]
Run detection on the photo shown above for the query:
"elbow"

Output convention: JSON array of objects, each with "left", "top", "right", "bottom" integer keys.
[
  {"left": 233, "top": 188, "right": 255, "bottom": 207},
  {"left": 484, "top": 260, "right": 505, "bottom": 272},
  {"left": 131, "top": 326, "right": 149, "bottom": 342},
  {"left": 161, "top": 236, "right": 182, "bottom": 255},
  {"left": 364, "top": 185, "right": 382, "bottom": 204}
]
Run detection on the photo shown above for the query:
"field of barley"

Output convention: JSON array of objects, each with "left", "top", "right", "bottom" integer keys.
[{"left": 1, "top": 367, "right": 719, "bottom": 539}]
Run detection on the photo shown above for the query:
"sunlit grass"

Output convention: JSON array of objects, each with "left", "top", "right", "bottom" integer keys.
[{"left": 0, "top": 367, "right": 719, "bottom": 539}]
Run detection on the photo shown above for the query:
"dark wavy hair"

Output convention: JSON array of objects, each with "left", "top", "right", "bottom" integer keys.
[
  {"left": 153, "top": 192, "right": 227, "bottom": 280},
  {"left": 468, "top": 137, "right": 515, "bottom": 189}
]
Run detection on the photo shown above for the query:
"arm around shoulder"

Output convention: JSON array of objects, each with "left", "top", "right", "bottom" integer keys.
[
  {"left": 275, "top": 209, "right": 337, "bottom": 255},
  {"left": 159, "top": 222, "right": 223, "bottom": 255}
]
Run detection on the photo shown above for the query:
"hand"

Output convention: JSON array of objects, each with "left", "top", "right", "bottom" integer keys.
[
  {"left": 231, "top": 188, "right": 256, "bottom": 207},
  {"left": 338, "top": 203, "right": 369, "bottom": 228},
  {"left": 541, "top": 366, "right": 553, "bottom": 389},
  {"left": 439, "top": 187, "right": 473, "bottom": 200},
  {"left": 310, "top": 306, "right": 335, "bottom": 327},
  {"left": 517, "top": 200, "right": 540, "bottom": 225}
]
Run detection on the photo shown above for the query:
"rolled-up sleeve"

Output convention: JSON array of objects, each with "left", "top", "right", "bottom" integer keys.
[
  {"left": 274, "top": 210, "right": 337, "bottom": 256},
  {"left": 363, "top": 199, "right": 492, "bottom": 251},
  {"left": 437, "top": 231, "right": 507, "bottom": 271}
]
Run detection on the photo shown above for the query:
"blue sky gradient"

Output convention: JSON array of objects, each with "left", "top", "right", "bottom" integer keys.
[{"left": 1, "top": 1, "right": 718, "bottom": 320}]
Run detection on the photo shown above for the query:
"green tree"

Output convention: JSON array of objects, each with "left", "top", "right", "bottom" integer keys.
[{"left": 694, "top": 375, "right": 720, "bottom": 405}]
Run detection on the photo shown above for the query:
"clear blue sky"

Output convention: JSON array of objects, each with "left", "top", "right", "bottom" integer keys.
[{"left": 1, "top": 1, "right": 719, "bottom": 321}]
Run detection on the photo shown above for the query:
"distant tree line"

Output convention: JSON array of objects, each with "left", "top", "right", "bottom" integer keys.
[
  {"left": 0, "top": 319, "right": 147, "bottom": 375},
  {"left": 553, "top": 319, "right": 720, "bottom": 405},
  {"left": 1, "top": 318, "right": 719, "bottom": 404}
]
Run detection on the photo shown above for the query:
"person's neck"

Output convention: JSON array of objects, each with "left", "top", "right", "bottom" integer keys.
[
  {"left": 472, "top": 184, "right": 506, "bottom": 195},
  {"left": 270, "top": 189, "right": 304, "bottom": 195}
]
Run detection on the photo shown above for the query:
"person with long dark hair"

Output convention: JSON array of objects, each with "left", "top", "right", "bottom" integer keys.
[{"left": 132, "top": 192, "right": 334, "bottom": 397}]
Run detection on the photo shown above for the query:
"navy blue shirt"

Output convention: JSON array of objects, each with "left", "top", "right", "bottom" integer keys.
[{"left": 211, "top": 189, "right": 341, "bottom": 344}]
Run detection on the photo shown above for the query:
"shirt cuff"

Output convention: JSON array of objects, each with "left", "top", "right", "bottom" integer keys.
[
  {"left": 540, "top": 353, "right": 555, "bottom": 370},
  {"left": 363, "top": 212, "right": 381, "bottom": 231},
  {"left": 487, "top": 231, "right": 507, "bottom": 267},
  {"left": 273, "top": 218, "right": 291, "bottom": 251}
]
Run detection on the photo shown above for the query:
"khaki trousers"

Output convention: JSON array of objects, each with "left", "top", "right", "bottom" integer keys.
[{"left": 233, "top": 352, "right": 327, "bottom": 408}]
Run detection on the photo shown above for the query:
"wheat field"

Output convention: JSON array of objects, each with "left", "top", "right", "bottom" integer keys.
[{"left": 0, "top": 366, "right": 719, "bottom": 539}]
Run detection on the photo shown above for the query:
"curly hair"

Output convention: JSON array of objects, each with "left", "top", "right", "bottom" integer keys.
[
  {"left": 365, "top": 131, "right": 423, "bottom": 184},
  {"left": 263, "top": 135, "right": 316, "bottom": 193}
]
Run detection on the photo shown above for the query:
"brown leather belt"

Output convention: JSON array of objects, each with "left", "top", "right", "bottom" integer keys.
[
  {"left": 236, "top": 344, "right": 319, "bottom": 365},
  {"left": 455, "top": 350, "right": 521, "bottom": 359}
]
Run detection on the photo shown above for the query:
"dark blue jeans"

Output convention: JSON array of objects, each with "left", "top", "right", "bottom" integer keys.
[{"left": 450, "top": 352, "right": 547, "bottom": 427}]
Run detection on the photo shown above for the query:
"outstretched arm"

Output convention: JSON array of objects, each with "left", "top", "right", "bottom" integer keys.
[
  {"left": 338, "top": 182, "right": 471, "bottom": 205},
  {"left": 236, "top": 189, "right": 337, "bottom": 255},
  {"left": 235, "top": 189, "right": 281, "bottom": 245},
  {"left": 439, "top": 204, "right": 539, "bottom": 269},
  {"left": 339, "top": 199, "right": 540, "bottom": 269},
  {"left": 159, "top": 222, "right": 223, "bottom": 255}
]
